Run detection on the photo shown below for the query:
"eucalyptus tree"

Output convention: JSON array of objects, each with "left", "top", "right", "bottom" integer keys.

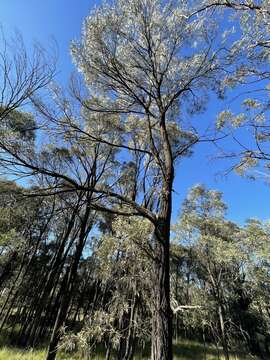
[
  {"left": 0, "top": 32, "right": 55, "bottom": 123},
  {"left": 69, "top": 1, "right": 224, "bottom": 358},
  {"left": 0, "top": 180, "right": 32, "bottom": 288},
  {"left": 196, "top": 1, "right": 270, "bottom": 178},
  {"left": 0, "top": 2, "right": 239, "bottom": 358},
  {"left": 0, "top": 179, "right": 98, "bottom": 360},
  {"left": 173, "top": 184, "right": 270, "bottom": 357},
  {"left": 174, "top": 185, "right": 244, "bottom": 359},
  {"left": 0, "top": 37, "right": 122, "bottom": 360},
  {"left": 64, "top": 216, "right": 152, "bottom": 360},
  {"left": 0, "top": 179, "right": 56, "bottom": 338},
  {"left": 240, "top": 219, "right": 270, "bottom": 356}
]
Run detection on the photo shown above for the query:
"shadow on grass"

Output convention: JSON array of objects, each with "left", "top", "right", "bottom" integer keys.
[
  {"left": 173, "top": 340, "right": 222, "bottom": 360},
  {"left": 0, "top": 331, "right": 257, "bottom": 360},
  {"left": 173, "top": 339, "right": 258, "bottom": 360}
]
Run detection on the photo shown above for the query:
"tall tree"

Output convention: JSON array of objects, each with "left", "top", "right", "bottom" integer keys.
[
  {"left": 0, "top": 2, "right": 255, "bottom": 358},
  {"left": 70, "top": 1, "right": 222, "bottom": 358}
]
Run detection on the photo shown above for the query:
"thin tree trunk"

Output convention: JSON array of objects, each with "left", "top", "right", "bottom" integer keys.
[
  {"left": 218, "top": 303, "right": 229, "bottom": 360},
  {"left": 105, "top": 341, "right": 111, "bottom": 360},
  {"left": 46, "top": 205, "right": 92, "bottom": 360},
  {"left": 117, "top": 293, "right": 138, "bottom": 360},
  {"left": 25, "top": 210, "right": 80, "bottom": 346},
  {"left": 123, "top": 295, "right": 138, "bottom": 360}
]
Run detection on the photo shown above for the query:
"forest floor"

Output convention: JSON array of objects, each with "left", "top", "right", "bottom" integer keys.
[{"left": 0, "top": 339, "right": 259, "bottom": 360}]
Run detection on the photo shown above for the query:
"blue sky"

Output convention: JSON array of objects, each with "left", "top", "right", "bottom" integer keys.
[
  {"left": 1, "top": 0, "right": 270, "bottom": 225},
  {"left": 0, "top": 0, "right": 98, "bottom": 81}
]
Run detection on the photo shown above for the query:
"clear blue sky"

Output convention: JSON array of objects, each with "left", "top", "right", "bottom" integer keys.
[
  {"left": 1, "top": 0, "right": 269, "bottom": 225},
  {"left": 0, "top": 0, "right": 98, "bottom": 81}
]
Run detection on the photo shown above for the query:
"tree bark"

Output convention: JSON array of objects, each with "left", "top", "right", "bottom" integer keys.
[
  {"left": 218, "top": 303, "right": 229, "bottom": 360},
  {"left": 151, "top": 228, "right": 173, "bottom": 360},
  {"left": 150, "top": 118, "right": 174, "bottom": 360}
]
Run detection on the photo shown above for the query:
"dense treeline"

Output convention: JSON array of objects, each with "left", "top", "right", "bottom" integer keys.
[
  {"left": 0, "top": 181, "right": 269, "bottom": 359},
  {"left": 0, "top": 1, "right": 269, "bottom": 359}
]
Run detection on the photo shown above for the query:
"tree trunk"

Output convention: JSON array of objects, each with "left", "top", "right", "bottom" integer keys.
[
  {"left": 218, "top": 303, "right": 229, "bottom": 360},
  {"left": 105, "top": 341, "right": 111, "bottom": 360},
  {"left": 117, "top": 294, "right": 138, "bottom": 360},
  {"left": 151, "top": 117, "right": 174, "bottom": 360},
  {"left": 151, "top": 184, "right": 173, "bottom": 360},
  {"left": 46, "top": 205, "right": 92, "bottom": 360},
  {"left": 46, "top": 269, "right": 70, "bottom": 360},
  {"left": 151, "top": 231, "right": 173, "bottom": 360},
  {"left": 21, "top": 208, "right": 79, "bottom": 346}
]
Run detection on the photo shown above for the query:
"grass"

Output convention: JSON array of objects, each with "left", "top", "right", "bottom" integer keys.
[
  {"left": 172, "top": 339, "right": 258, "bottom": 360},
  {"left": 0, "top": 347, "right": 85, "bottom": 360},
  {"left": 0, "top": 329, "right": 258, "bottom": 360},
  {"left": 0, "top": 339, "right": 258, "bottom": 360},
  {"left": 0, "top": 347, "right": 45, "bottom": 360}
]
